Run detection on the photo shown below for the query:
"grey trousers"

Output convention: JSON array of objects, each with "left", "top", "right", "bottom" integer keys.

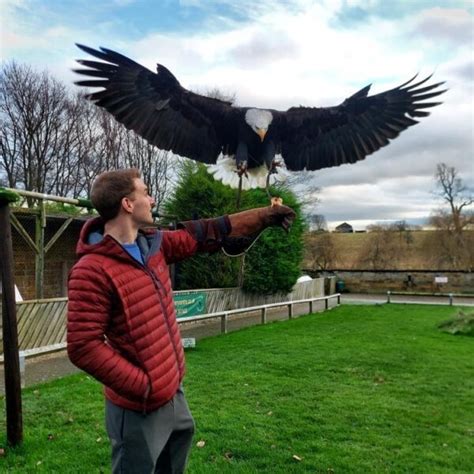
[{"left": 105, "top": 387, "right": 195, "bottom": 474}]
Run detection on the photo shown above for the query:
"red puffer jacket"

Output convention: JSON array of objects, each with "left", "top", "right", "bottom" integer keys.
[{"left": 67, "top": 216, "right": 230, "bottom": 413}]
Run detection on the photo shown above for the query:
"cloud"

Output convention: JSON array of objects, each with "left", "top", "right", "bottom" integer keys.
[
  {"left": 229, "top": 31, "right": 298, "bottom": 69},
  {"left": 1, "top": 0, "right": 472, "bottom": 228},
  {"left": 415, "top": 7, "right": 473, "bottom": 44}
]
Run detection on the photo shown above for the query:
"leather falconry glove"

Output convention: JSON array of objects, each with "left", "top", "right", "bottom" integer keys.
[{"left": 223, "top": 204, "right": 296, "bottom": 256}]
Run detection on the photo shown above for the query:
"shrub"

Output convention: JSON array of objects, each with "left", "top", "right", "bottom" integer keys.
[
  {"left": 438, "top": 310, "right": 474, "bottom": 336},
  {"left": 163, "top": 162, "right": 305, "bottom": 293}
]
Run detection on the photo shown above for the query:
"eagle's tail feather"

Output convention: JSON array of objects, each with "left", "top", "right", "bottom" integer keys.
[{"left": 208, "top": 155, "right": 289, "bottom": 190}]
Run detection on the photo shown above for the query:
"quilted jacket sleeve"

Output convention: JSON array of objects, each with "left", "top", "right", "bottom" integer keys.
[
  {"left": 161, "top": 215, "right": 231, "bottom": 264},
  {"left": 67, "top": 259, "right": 149, "bottom": 401}
]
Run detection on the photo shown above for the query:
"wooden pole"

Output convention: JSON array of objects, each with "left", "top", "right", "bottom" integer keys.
[
  {"left": 0, "top": 191, "right": 23, "bottom": 446},
  {"left": 35, "top": 201, "right": 46, "bottom": 299}
]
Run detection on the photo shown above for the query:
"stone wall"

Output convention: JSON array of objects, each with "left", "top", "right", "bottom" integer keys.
[{"left": 311, "top": 270, "right": 474, "bottom": 294}]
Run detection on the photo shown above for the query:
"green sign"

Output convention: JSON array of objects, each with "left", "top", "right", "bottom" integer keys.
[{"left": 174, "top": 292, "right": 206, "bottom": 318}]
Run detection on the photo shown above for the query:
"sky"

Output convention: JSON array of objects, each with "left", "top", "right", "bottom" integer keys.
[{"left": 1, "top": 0, "right": 473, "bottom": 229}]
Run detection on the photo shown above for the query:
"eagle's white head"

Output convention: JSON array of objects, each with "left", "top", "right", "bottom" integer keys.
[{"left": 245, "top": 108, "right": 273, "bottom": 142}]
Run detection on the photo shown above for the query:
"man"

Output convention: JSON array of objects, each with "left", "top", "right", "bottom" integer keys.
[{"left": 67, "top": 168, "right": 296, "bottom": 473}]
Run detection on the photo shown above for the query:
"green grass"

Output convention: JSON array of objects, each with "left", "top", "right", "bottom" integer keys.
[{"left": 1, "top": 304, "right": 473, "bottom": 473}]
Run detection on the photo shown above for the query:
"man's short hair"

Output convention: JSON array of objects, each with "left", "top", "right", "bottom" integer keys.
[{"left": 91, "top": 168, "right": 141, "bottom": 221}]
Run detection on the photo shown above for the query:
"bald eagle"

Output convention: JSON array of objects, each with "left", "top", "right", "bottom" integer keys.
[{"left": 74, "top": 44, "right": 445, "bottom": 192}]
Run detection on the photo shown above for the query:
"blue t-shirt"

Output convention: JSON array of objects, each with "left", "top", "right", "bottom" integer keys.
[{"left": 122, "top": 242, "right": 144, "bottom": 264}]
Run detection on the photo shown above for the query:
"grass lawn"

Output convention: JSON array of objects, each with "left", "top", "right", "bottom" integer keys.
[{"left": 1, "top": 304, "right": 473, "bottom": 473}]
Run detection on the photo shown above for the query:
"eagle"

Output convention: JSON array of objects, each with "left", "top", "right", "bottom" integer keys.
[{"left": 74, "top": 44, "right": 445, "bottom": 194}]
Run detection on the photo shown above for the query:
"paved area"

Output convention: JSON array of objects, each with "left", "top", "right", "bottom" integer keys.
[
  {"left": 341, "top": 293, "right": 474, "bottom": 306},
  {"left": 1, "top": 293, "right": 472, "bottom": 394}
]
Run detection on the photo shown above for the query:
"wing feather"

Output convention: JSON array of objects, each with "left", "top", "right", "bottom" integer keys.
[
  {"left": 74, "top": 44, "right": 240, "bottom": 163},
  {"left": 279, "top": 75, "right": 446, "bottom": 171}
]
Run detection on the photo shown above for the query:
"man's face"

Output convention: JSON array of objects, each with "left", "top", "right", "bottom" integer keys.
[{"left": 125, "top": 178, "right": 156, "bottom": 226}]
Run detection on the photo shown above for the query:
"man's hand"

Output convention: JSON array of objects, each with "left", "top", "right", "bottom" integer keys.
[
  {"left": 228, "top": 204, "right": 296, "bottom": 237},
  {"left": 260, "top": 204, "right": 296, "bottom": 233}
]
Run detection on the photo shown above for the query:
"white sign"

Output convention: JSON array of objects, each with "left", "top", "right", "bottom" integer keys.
[
  {"left": 181, "top": 338, "right": 196, "bottom": 348},
  {"left": 435, "top": 276, "right": 448, "bottom": 284}
]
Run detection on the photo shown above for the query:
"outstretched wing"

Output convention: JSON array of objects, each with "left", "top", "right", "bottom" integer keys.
[
  {"left": 278, "top": 75, "right": 446, "bottom": 171},
  {"left": 74, "top": 44, "right": 240, "bottom": 163}
]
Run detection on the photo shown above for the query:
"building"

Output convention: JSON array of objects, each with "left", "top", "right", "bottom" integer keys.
[{"left": 334, "top": 222, "right": 353, "bottom": 233}]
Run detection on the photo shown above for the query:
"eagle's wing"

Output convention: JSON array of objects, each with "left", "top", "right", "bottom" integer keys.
[
  {"left": 74, "top": 44, "right": 240, "bottom": 163},
  {"left": 277, "top": 75, "right": 446, "bottom": 171}
]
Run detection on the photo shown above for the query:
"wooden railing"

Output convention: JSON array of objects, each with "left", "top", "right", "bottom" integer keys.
[{"left": 178, "top": 294, "right": 341, "bottom": 334}]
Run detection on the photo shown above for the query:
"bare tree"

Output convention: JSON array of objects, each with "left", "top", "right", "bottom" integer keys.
[
  {"left": 306, "top": 232, "right": 337, "bottom": 270},
  {"left": 0, "top": 62, "right": 72, "bottom": 202},
  {"left": 1, "top": 60, "right": 177, "bottom": 206},
  {"left": 428, "top": 163, "right": 474, "bottom": 270},
  {"left": 358, "top": 224, "right": 399, "bottom": 269},
  {"left": 389, "top": 220, "right": 414, "bottom": 246},
  {"left": 121, "top": 129, "right": 176, "bottom": 208},
  {"left": 308, "top": 213, "right": 327, "bottom": 232},
  {"left": 433, "top": 163, "right": 473, "bottom": 234}
]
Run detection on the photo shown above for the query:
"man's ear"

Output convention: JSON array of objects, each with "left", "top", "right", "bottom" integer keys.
[{"left": 121, "top": 196, "right": 134, "bottom": 214}]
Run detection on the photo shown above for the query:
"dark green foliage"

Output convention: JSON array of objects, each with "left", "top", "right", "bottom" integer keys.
[
  {"left": 438, "top": 310, "right": 474, "bottom": 336},
  {"left": 163, "top": 162, "right": 241, "bottom": 290},
  {"left": 0, "top": 187, "right": 20, "bottom": 203},
  {"left": 43, "top": 202, "right": 95, "bottom": 216},
  {"left": 238, "top": 187, "right": 305, "bottom": 294},
  {"left": 163, "top": 162, "right": 305, "bottom": 293}
]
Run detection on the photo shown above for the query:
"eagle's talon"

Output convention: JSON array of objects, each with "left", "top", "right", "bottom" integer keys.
[
  {"left": 235, "top": 162, "right": 248, "bottom": 178},
  {"left": 268, "top": 159, "right": 282, "bottom": 175}
]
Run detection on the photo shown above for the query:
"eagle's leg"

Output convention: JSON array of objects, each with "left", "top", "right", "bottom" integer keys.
[
  {"left": 262, "top": 141, "right": 279, "bottom": 200},
  {"left": 265, "top": 158, "right": 282, "bottom": 200},
  {"left": 235, "top": 142, "right": 249, "bottom": 209}
]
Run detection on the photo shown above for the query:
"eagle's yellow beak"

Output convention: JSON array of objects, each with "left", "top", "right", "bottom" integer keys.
[{"left": 256, "top": 128, "right": 267, "bottom": 142}]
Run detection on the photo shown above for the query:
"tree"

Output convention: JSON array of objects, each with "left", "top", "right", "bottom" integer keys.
[
  {"left": 162, "top": 161, "right": 242, "bottom": 289},
  {"left": 433, "top": 163, "right": 473, "bottom": 234},
  {"left": 0, "top": 61, "right": 175, "bottom": 207},
  {"left": 358, "top": 224, "right": 399, "bottom": 270},
  {"left": 0, "top": 62, "right": 74, "bottom": 198},
  {"left": 428, "top": 163, "right": 474, "bottom": 270},
  {"left": 306, "top": 232, "right": 336, "bottom": 271},
  {"left": 308, "top": 213, "right": 327, "bottom": 232},
  {"left": 163, "top": 162, "right": 305, "bottom": 294},
  {"left": 389, "top": 220, "right": 414, "bottom": 246},
  {"left": 239, "top": 186, "right": 305, "bottom": 294}
]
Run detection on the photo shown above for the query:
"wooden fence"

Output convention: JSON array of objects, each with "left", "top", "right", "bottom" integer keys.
[
  {"left": 0, "top": 278, "right": 332, "bottom": 358},
  {"left": 178, "top": 277, "right": 327, "bottom": 314}
]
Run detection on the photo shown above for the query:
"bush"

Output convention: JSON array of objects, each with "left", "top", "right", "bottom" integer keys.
[
  {"left": 438, "top": 310, "right": 474, "bottom": 336},
  {"left": 163, "top": 162, "right": 305, "bottom": 293},
  {"left": 238, "top": 187, "right": 305, "bottom": 294}
]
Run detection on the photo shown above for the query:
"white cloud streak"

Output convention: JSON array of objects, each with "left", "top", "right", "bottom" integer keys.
[{"left": 1, "top": 0, "right": 472, "bottom": 227}]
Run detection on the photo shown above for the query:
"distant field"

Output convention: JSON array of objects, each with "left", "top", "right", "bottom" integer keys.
[
  {"left": 304, "top": 230, "right": 473, "bottom": 270},
  {"left": 1, "top": 304, "right": 473, "bottom": 473}
]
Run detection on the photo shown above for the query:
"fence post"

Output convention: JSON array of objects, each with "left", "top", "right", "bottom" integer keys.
[
  {"left": 261, "top": 307, "right": 267, "bottom": 325},
  {"left": 0, "top": 190, "right": 23, "bottom": 446},
  {"left": 221, "top": 313, "right": 228, "bottom": 334},
  {"left": 387, "top": 291, "right": 391, "bottom": 303},
  {"left": 337, "top": 294, "right": 341, "bottom": 305},
  {"left": 288, "top": 303, "right": 293, "bottom": 319},
  {"left": 19, "top": 352, "right": 25, "bottom": 389},
  {"left": 309, "top": 300, "right": 313, "bottom": 314},
  {"left": 34, "top": 201, "right": 46, "bottom": 299},
  {"left": 448, "top": 293, "right": 453, "bottom": 306},
  {"left": 325, "top": 297, "right": 329, "bottom": 310}
]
